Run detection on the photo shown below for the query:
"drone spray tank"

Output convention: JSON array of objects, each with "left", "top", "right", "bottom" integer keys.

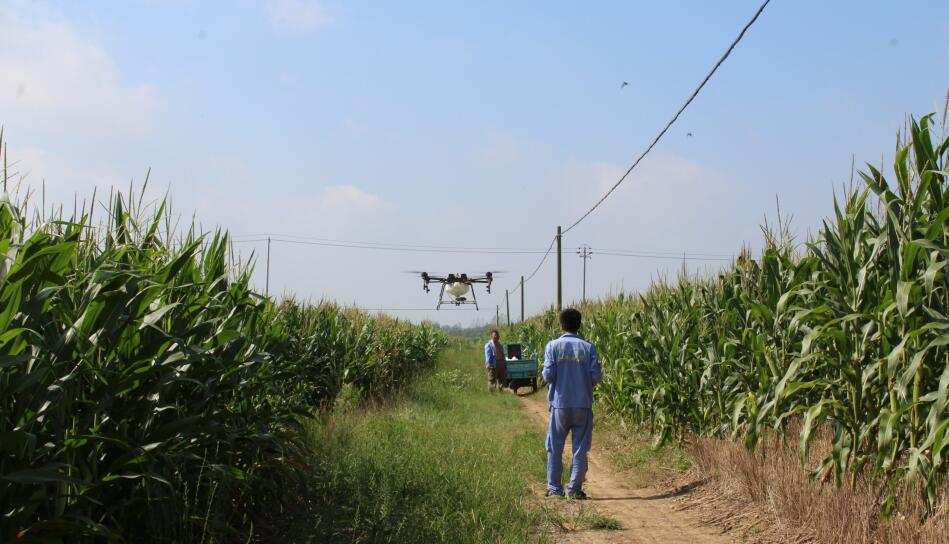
[{"left": 446, "top": 282, "right": 470, "bottom": 298}]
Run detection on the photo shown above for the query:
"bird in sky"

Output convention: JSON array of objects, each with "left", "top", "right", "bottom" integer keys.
[
  {"left": 620, "top": 81, "right": 629, "bottom": 89},
  {"left": 687, "top": 132, "right": 693, "bottom": 137}
]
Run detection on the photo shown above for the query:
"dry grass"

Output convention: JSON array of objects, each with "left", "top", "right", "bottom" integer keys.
[
  {"left": 594, "top": 409, "right": 690, "bottom": 487},
  {"left": 681, "top": 428, "right": 948, "bottom": 543}
]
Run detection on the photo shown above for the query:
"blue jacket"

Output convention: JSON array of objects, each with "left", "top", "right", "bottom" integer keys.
[
  {"left": 543, "top": 333, "right": 601, "bottom": 409},
  {"left": 484, "top": 340, "right": 497, "bottom": 368}
]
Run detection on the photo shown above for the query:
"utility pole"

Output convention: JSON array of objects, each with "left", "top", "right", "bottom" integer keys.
[
  {"left": 266, "top": 236, "right": 271, "bottom": 298},
  {"left": 496, "top": 305, "right": 500, "bottom": 329},
  {"left": 505, "top": 289, "right": 511, "bottom": 327},
  {"left": 577, "top": 244, "right": 592, "bottom": 304},
  {"left": 520, "top": 275, "right": 524, "bottom": 322},
  {"left": 556, "top": 225, "right": 562, "bottom": 310}
]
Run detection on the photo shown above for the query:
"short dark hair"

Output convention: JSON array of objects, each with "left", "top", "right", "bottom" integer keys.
[
  {"left": 559, "top": 308, "right": 581, "bottom": 332},
  {"left": 490, "top": 328, "right": 499, "bottom": 336}
]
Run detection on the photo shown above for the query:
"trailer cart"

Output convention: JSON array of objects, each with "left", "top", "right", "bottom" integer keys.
[{"left": 500, "top": 343, "right": 538, "bottom": 394}]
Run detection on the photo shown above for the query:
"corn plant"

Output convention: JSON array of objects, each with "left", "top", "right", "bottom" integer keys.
[
  {"left": 0, "top": 167, "right": 445, "bottom": 541},
  {"left": 509, "top": 114, "right": 949, "bottom": 516}
]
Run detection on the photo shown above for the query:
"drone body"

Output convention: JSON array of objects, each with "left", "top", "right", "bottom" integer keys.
[{"left": 419, "top": 272, "right": 494, "bottom": 309}]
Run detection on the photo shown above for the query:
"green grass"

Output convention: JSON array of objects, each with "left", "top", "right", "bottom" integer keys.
[
  {"left": 538, "top": 502, "right": 622, "bottom": 533},
  {"left": 577, "top": 507, "right": 622, "bottom": 530},
  {"left": 300, "top": 343, "right": 552, "bottom": 543},
  {"left": 595, "top": 408, "right": 691, "bottom": 487}
]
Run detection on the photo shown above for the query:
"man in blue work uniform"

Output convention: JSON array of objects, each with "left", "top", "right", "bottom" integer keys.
[
  {"left": 543, "top": 308, "right": 601, "bottom": 499},
  {"left": 484, "top": 329, "right": 506, "bottom": 392}
]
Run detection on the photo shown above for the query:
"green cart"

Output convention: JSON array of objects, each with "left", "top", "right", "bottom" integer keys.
[{"left": 500, "top": 343, "right": 538, "bottom": 393}]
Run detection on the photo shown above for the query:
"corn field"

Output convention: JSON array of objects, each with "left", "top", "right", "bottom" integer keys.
[
  {"left": 510, "top": 114, "right": 949, "bottom": 515},
  {"left": 0, "top": 175, "right": 445, "bottom": 541}
]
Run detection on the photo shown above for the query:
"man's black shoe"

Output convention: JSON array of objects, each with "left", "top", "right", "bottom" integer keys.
[{"left": 566, "top": 490, "right": 588, "bottom": 500}]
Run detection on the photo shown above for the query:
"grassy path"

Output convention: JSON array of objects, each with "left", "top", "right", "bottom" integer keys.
[
  {"left": 519, "top": 393, "right": 730, "bottom": 544},
  {"left": 292, "top": 342, "right": 748, "bottom": 543},
  {"left": 298, "top": 343, "right": 550, "bottom": 543}
]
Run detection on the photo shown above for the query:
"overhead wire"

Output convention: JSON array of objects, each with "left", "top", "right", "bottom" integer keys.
[
  {"left": 233, "top": 235, "right": 734, "bottom": 260},
  {"left": 507, "top": 244, "right": 732, "bottom": 297},
  {"left": 233, "top": 237, "right": 553, "bottom": 255},
  {"left": 501, "top": 0, "right": 769, "bottom": 305},
  {"left": 230, "top": 1, "right": 769, "bottom": 311},
  {"left": 592, "top": 247, "right": 733, "bottom": 258},
  {"left": 562, "top": 0, "right": 771, "bottom": 235},
  {"left": 596, "top": 250, "right": 732, "bottom": 261},
  {"left": 509, "top": 235, "right": 558, "bottom": 294},
  {"left": 232, "top": 232, "right": 553, "bottom": 252}
]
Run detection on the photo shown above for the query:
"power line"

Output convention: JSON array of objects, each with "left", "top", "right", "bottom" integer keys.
[
  {"left": 525, "top": 236, "right": 557, "bottom": 282},
  {"left": 595, "top": 250, "right": 732, "bottom": 261},
  {"left": 233, "top": 232, "right": 551, "bottom": 252},
  {"left": 511, "top": 235, "right": 557, "bottom": 294},
  {"left": 231, "top": 236, "right": 734, "bottom": 262},
  {"left": 234, "top": 237, "right": 553, "bottom": 255},
  {"left": 593, "top": 247, "right": 733, "bottom": 258},
  {"left": 562, "top": 0, "right": 771, "bottom": 235},
  {"left": 231, "top": 233, "right": 736, "bottom": 258}
]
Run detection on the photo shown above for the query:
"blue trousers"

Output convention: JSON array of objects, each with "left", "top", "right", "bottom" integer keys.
[{"left": 546, "top": 407, "right": 593, "bottom": 495}]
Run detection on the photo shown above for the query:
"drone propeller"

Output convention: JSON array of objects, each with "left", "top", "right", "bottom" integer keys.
[{"left": 402, "top": 271, "right": 508, "bottom": 278}]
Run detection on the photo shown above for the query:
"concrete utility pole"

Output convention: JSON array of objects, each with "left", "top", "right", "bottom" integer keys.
[
  {"left": 266, "top": 236, "right": 271, "bottom": 298},
  {"left": 520, "top": 275, "right": 524, "bottom": 322},
  {"left": 505, "top": 289, "right": 511, "bottom": 327},
  {"left": 577, "top": 244, "right": 592, "bottom": 304},
  {"left": 556, "top": 226, "right": 562, "bottom": 310},
  {"left": 496, "top": 305, "right": 500, "bottom": 329}
]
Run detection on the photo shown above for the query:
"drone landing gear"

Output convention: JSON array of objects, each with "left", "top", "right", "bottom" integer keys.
[
  {"left": 470, "top": 286, "right": 479, "bottom": 310},
  {"left": 435, "top": 282, "right": 480, "bottom": 310},
  {"left": 436, "top": 283, "right": 446, "bottom": 310}
]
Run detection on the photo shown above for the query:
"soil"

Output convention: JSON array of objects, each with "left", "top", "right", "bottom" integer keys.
[{"left": 518, "top": 390, "right": 737, "bottom": 544}]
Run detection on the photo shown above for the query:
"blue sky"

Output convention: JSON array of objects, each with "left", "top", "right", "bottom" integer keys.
[{"left": 2, "top": 0, "right": 948, "bottom": 325}]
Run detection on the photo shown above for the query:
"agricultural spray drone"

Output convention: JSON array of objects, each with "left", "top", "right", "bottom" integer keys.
[{"left": 413, "top": 272, "right": 494, "bottom": 310}]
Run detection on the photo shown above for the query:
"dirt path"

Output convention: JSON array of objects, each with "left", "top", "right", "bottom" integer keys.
[{"left": 518, "top": 391, "right": 734, "bottom": 544}]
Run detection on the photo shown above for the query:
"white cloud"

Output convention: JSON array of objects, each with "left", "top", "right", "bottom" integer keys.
[
  {"left": 316, "top": 185, "right": 383, "bottom": 216},
  {"left": 0, "top": 8, "right": 158, "bottom": 136},
  {"left": 186, "top": 181, "right": 396, "bottom": 305},
  {"left": 272, "top": 184, "right": 390, "bottom": 238},
  {"left": 186, "top": 172, "right": 390, "bottom": 240},
  {"left": 563, "top": 153, "right": 726, "bottom": 229},
  {"left": 7, "top": 146, "right": 130, "bottom": 203},
  {"left": 266, "top": 0, "right": 330, "bottom": 33},
  {"left": 557, "top": 153, "right": 756, "bottom": 268}
]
